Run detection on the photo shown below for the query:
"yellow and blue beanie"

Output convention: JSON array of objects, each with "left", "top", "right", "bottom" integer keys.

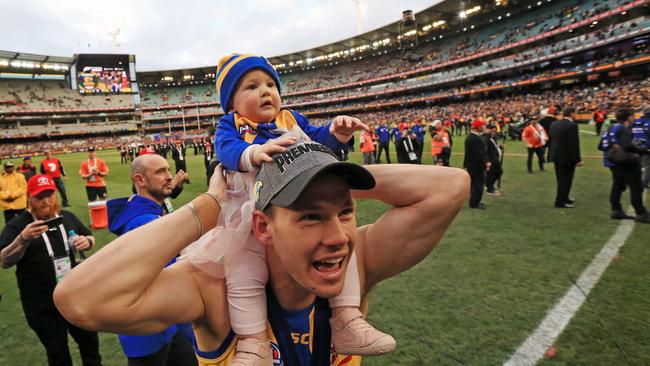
[{"left": 216, "top": 53, "right": 281, "bottom": 112}]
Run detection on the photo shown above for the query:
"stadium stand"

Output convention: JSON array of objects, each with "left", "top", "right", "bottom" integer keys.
[{"left": 2, "top": 0, "right": 650, "bottom": 158}]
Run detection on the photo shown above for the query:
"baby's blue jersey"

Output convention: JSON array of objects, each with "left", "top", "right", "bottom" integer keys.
[{"left": 215, "top": 109, "right": 344, "bottom": 171}]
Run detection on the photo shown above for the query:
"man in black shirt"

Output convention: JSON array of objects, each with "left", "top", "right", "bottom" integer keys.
[
  {"left": 171, "top": 140, "right": 191, "bottom": 184},
  {"left": 0, "top": 174, "right": 101, "bottom": 366},
  {"left": 549, "top": 107, "right": 582, "bottom": 208},
  {"left": 482, "top": 124, "right": 503, "bottom": 196},
  {"left": 395, "top": 129, "right": 421, "bottom": 164},
  {"left": 464, "top": 119, "right": 491, "bottom": 209},
  {"left": 17, "top": 156, "right": 37, "bottom": 182}
]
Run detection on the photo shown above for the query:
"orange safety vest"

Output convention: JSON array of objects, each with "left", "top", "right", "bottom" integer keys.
[
  {"left": 431, "top": 130, "right": 450, "bottom": 156},
  {"left": 360, "top": 132, "right": 375, "bottom": 153}
]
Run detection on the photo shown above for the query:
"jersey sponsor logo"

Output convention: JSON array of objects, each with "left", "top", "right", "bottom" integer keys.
[{"left": 238, "top": 124, "right": 256, "bottom": 137}]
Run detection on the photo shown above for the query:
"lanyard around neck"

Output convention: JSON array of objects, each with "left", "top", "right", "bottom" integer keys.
[{"left": 38, "top": 215, "right": 70, "bottom": 258}]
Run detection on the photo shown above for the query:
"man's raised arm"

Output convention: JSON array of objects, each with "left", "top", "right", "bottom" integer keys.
[
  {"left": 353, "top": 165, "right": 469, "bottom": 290},
  {"left": 53, "top": 167, "right": 226, "bottom": 335}
]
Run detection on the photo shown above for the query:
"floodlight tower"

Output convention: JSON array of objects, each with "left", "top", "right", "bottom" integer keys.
[
  {"left": 108, "top": 28, "right": 121, "bottom": 54},
  {"left": 353, "top": 0, "right": 363, "bottom": 35}
]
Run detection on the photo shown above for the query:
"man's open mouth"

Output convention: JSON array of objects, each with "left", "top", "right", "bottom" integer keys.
[{"left": 312, "top": 256, "right": 345, "bottom": 273}]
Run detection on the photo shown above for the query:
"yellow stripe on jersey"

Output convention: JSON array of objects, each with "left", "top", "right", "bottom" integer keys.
[{"left": 275, "top": 109, "right": 298, "bottom": 131}]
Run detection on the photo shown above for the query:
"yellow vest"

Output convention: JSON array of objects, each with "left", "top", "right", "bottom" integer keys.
[{"left": 0, "top": 172, "right": 27, "bottom": 210}]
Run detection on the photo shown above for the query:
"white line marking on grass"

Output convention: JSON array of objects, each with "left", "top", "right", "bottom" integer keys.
[
  {"left": 504, "top": 218, "right": 636, "bottom": 366},
  {"left": 579, "top": 129, "right": 597, "bottom": 135}
]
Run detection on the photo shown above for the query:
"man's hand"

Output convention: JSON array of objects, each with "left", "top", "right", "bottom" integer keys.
[
  {"left": 251, "top": 137, "right": 296, "bottom": 167},
  {"left": 21, "top": 221, "right": 48, "bottom": 242},
  {"left": 330, "top": 116, "right": 369, "bottom": 143},
  {"left": 73, "top": 236, "right": 92, "bottom": 251},
  {"left": 172, "top": 170, "right": 189, "bottom": 187},
  {"left": 486, "top": 162, "right": 492, "bottom": 171},
  {"left": 576, "top": 161, "right": 583, "bottom": 167}
]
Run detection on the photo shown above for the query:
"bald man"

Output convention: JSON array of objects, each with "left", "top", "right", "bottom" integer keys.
[{"left": 107, "top": 154, "right": 197, "bottom": 366}]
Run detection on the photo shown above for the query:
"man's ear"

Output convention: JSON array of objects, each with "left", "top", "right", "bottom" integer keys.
[
  {"left": 252, "top": 210, "right": 273, "bottom": 246},
  {"left": 133, "top": 173, "right": 145, "bottom": 188}
]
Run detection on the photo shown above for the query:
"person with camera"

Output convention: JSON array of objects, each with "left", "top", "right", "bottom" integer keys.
[
  {"left": 429, "top": 120, "right": 452, "bottom": 166},
  {"left": 598, "top": 108, "right": 650, "bottom": 223},
  {"left": 395, "top": 128, "right": 421, "bottom": 164},
  {"left": 79, "top": 146, "right": 110, "bottom": 202},
  {"left": 0, "top": 174, "right": 101, "bottom": 366}
]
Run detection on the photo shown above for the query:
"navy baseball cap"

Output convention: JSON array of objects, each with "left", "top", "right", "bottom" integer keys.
[{"left": 254, "top": 141, "right": 375, "bottom": 211}]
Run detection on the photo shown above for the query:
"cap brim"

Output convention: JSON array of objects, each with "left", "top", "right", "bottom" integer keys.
[
  {"left": 29, "top": 188, "right": 56, "bottom": 197},
  {"left": 269, "top": 162, "right": 375, "bottom": 209}
]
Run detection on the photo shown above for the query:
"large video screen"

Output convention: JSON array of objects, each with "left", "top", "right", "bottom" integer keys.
[{"left": 76, "top": 54, "right": 132, "bottom": 94}]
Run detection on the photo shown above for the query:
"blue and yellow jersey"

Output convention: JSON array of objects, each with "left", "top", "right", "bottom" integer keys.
[
  {"left": 215, "top": 109, "right": 344, "bottom": 171},
  {"left": 194, "top": 303, "right": 360, "bottom": 366}
]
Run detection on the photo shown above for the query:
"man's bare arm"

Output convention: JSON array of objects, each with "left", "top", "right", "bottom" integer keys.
[
  {"left": 353, "top": 165, "right": 469, "bottom": 290},
  {"left": 1, "top": 236, "right": 29, "bottom": 268},
  {"left": 1, "top": 220, "right": 48, "bottom": 269},
  {"left": 54, "top": 168, "right": 226, "bottom": 335}
]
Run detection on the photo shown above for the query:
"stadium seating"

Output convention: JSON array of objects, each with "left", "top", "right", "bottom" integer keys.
[
  {"left": 2, "top": 0, "right": 649, "bottom": 158},
  {"left": 0, "top": 79, "right": 134, "bottom": 112}
]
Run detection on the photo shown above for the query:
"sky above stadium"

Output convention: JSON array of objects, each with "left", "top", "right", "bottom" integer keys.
[{"left": 1, "top": 0, "right": 441, "bottom": 71}]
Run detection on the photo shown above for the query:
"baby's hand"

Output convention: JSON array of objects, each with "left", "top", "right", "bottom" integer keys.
[
  {"left": 251, "top": 137, "right": 296, "bottom": 167},
  {"left": 330, "top": 116, "right": 369, "bottom": 142}
]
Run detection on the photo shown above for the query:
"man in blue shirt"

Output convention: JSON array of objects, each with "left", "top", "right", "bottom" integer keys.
[
  {"left": 107, "top": 154, "right": 197, "bottom": 366},
  {"left": 632, "top": 109, "right": 650, "bottom": 188},
  {"left": 375, "top": 122, "right": 392, "bottom": 164},
  {"left": 412, "top": 118, "right": 426, "bottom": 164},
  {"left": 598, "top": 108, "right": 649, "bottom": 223}
]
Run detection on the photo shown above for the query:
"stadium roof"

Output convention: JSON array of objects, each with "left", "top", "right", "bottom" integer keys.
[
  {"left": 265, "top": 1, "right": 475, "bottom": 64},
  {"left": 0, "top": 50, "right": 74, "bottom": 65},
  {"left": 0, "top": 0, "right": 516, "bottom": 83},
  {"left": 136, "top": 0, "right": 511, "bottom": 84}
]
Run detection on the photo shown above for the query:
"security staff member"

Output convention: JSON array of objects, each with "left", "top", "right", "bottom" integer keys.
[
  {"left": 0, "top": 161, "right": 27, "bottom": 223},
  {"left": 464, "top": 119, "right": 491, "bottom": 209},
  {"left": 632, "top": 109, "right": 650, "bottom": 188},
  {"left": 598, "top": 108, "right": 650, "bottom": 223},
  {"left": 375, "top": 122, "right": 392, "bottom": 164},
  {"left": 412, "top": 118, "right": 426, "bottom": 163},
  {"left": 0, "top": 174, "right": 101, "bottom": 366}
]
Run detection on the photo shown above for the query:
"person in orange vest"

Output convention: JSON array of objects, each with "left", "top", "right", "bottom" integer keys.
[
  {"left": 359, "top": 130, "right": 376, "bottom": 164},
  {"left": 40, "top": 151, "right": 69, "bottom": 207},
  {"left": 78, "top": 147, "right": 110, "bottom": 202},
  {"left": 522, "top": 118, "right": 548, "bottom": 173},
  {"left": 593, "top": 107, "right": 607, "bottom": 136},
  {"left": 429, "top": 120, "right": 453, "bottom": 166}
]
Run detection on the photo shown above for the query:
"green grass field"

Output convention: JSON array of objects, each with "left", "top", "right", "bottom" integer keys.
[{"left": 1, "top": 126, "right": 648, "bottom": 365}]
